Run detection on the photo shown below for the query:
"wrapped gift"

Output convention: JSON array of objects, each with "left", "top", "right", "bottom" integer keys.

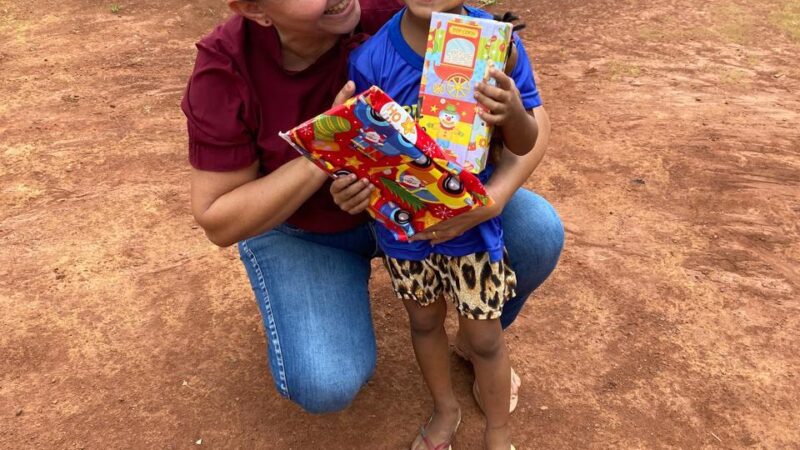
[
  {"left": 280, "top": 86, "right": 492, "bottom": 241},
  {"left": 417, "top": 12, "right": 513, "bottom": 173}
]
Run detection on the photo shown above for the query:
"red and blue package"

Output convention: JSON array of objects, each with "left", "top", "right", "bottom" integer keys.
[{"left": 280, "top": 86, "right": 492, "bottom": 241}]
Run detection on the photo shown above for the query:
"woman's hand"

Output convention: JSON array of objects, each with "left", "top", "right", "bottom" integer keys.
[
  {"left": 409, "top": 186, "right": 504, "bottom": 245},
  {"left": 329, "top": 80, "right": 377, "bottom": 214},
  {"left": 330, "top": 174, "right": 375, "bottom": 214},
  {"left": 333, "top": 80, "right": 356, "bottom": 107}
]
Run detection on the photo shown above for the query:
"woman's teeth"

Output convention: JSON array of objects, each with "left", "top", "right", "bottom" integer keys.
[{"left": 325, "top": 0, "right": 349, "bottom": 15}]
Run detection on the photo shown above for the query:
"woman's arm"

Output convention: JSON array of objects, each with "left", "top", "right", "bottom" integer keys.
[
  {"left": 190, "top": 82, "right": 356, "bottom": 247},
  {"left": 483, "top": 105, "right": 550, "bottom": 208},
  {"left": 191, "top": 157, "right": 328, "bottom": 247},
  {"left": 408, "top": 105, "right": 550, "bottom": 244}
]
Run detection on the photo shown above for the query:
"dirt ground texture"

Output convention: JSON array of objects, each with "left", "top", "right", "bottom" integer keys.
[{"left": 1, "top": 0, "right": 799, "bottom": 448}]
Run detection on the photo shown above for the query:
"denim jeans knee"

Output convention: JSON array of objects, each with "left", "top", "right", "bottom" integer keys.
[
  {"left": 500, "top": 189, "right": 564, "bottom": 328},
  {"left": 289, "top": 356, "right": 376, "bottom": 414},
  {"left": 238, "top": 225, "right": 378, "bottom": 413}
]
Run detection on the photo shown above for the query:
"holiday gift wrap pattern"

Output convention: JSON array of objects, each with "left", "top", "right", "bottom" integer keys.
[{"left": 280, "top": 86, "right": 493, "bottom": 241}]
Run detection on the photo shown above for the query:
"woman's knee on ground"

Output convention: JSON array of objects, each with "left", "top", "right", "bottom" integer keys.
[
  {"left": 283, "top": 354, "right": 375, "bottom": 414},
  {"left": 286, "top": 369, "right": 372, "bottom": 414},
  {"left": 504, "top": 190, "right": 565, "bottom": 261}
]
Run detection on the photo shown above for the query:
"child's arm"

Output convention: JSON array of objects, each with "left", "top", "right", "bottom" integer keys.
[{"left": 474, "top": 66, "right": 538, "bottom": 156}]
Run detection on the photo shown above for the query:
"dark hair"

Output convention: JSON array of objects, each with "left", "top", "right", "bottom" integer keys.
[{"left": 492, "top": 11, "right": 526, "bottom": 59}]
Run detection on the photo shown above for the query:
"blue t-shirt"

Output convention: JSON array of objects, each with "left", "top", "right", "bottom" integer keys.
[{"left": 349, "top": 6, "right": 542, "bottom": 262}]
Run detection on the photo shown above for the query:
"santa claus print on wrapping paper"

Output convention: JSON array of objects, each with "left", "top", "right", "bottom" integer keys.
[{"left": 280, "top": 86, "right": 493, "bottom": 241}]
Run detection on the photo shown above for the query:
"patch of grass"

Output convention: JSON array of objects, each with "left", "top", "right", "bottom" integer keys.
[
  {"left": 746, "top": 54, "right": 761, "bottom": 67},
  {"left": 698, "top": 62, "right": 753, "bottom": 85},
  {"left": 607, "top": 61, "right": 642, "bottom": 81},
  {"left": 0, "top": 7, "right": 31, "bottom": 39},
  {"left": 110, "top": 4, "right": 121, "bottom": 14},
  {"left": 717, "top": 21, "right": 751, "bottom": 44},
  {"left": 718, "top": 67, "right": 750, "bottom": 85},
  {"left": 771, "top": 1, "right": 800, "bottom": 42},
  {"left": 634, "top": 4, "right": 754, "bottom": 45},
  {"left": 637, "top": 27, "right": 663, "bottom": 41},
  {"left": 61, "top": 94, "right": 80, "bottom": 103},
  {"left": 712, "top": 3, "right": 755, "bottom": 45},
  {"left": 637, "top": 18, "right": 715, "bottom": 43}
]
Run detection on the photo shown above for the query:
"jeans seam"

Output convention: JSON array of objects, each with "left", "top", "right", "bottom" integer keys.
[{"left": 241, "top": 239, "right": 290, "bottom": 399}]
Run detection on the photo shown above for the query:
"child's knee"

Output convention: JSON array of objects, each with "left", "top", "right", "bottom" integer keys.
[
  {"left": 407, "top": 303, "right": 445, "bottom": 336},
  {"left": 465, "top": 328, "right": 504, "bottom": 360}
]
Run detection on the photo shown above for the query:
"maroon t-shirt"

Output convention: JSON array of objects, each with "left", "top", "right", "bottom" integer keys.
[{"left": 182, "top": 1, "right": 403, "bottom": 233}]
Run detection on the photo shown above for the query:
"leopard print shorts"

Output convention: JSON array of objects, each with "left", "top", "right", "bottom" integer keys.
[{"left": 383, "top": 251, "right": 517, "bottom": 320}]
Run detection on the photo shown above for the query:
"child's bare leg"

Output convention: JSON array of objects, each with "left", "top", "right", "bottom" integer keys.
[
  {"left": 458, "top": 315, "right": 512, "bottom": 449},
  {"left": 402, "top": 296, "right": 461, "bottom": 449}
]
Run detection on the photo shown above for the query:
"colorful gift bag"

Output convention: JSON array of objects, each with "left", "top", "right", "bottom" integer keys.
[
  {"left": 280, "top": 86, "right": 493, "bottom": 241},
  {"left": 417, "top": 12, "right": 513, "bottom": 173}
]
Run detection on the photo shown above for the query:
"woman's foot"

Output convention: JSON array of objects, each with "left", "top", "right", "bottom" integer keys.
[
  {"left": 485, "top": 424, "right": 513, "bottom": 450},
  {"left": 453, "top": 333, "right": 521, "bottom": 413},
  {"left": 411, "top": 406, "right": 461, "bottom": 450}
]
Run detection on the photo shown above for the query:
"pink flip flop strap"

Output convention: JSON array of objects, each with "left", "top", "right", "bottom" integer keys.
[{"left": 420, "top": 426, "right": 451, "bottom": 450}]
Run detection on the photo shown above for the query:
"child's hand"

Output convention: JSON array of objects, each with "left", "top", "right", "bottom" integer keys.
[
  {"left": 475, "top": 66, "right": 538, "bottom": 156},
  {"left": 474, "top": 67, "right": 527, "bottom": 127}
]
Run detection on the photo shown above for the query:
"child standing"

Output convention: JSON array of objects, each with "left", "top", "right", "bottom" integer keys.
[{"left": 349, "top": 1, "right": 542, "bottom": 448}]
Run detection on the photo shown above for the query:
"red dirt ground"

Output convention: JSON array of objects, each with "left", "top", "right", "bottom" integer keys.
[{"left": 1, "top": 0, "right": 799, "bottom": 448}]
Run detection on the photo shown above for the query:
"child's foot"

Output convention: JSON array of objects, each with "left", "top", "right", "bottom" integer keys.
[
  {"left": 411, "top": 406, "right": 461, "bottom": 450},
  {"left": 485, "top": 424, "right": 513, "bottom": 450}
]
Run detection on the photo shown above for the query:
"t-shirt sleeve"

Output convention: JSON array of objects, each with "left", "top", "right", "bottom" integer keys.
[
  {"left": 348, "top": 51, "right": 377, "bottom": 94},
  {"left": 509, "top": 36, "right": 543, "bottom": 110},
  {"left": 181, "top": 42, "right": 258, "bottom": 172}
]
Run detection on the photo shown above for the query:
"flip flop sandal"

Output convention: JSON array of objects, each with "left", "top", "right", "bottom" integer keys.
[
  {"left": 454, "top": 343, "right": 521, "bottom": 413},
  {"left": 453, "top": 344, "right": 522, "bottom": 413},
  {"left": 472, "top": 369, "right": 520, "bottom": 413},
  {"left": 413, "top": 410, "right": 462, "bottom": 450}
]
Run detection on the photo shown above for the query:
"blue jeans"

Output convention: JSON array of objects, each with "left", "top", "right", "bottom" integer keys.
[{"left": 238, "top": 189, "right": 564, "bottom": 413}]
